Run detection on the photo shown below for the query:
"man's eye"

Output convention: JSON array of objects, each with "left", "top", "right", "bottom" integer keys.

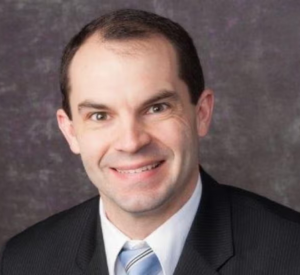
[
  {"left": 148, "top": 103, "right": 169, "bottom": 114},
  {"left": 90, "top": 112, "right": 108, "bottom": 121}
]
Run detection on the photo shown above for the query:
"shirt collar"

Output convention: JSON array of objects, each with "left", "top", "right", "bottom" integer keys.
[
  {"left": 146, "top": 176, "right": 202, "bottom": 275},
  {"left": 100, "top": 174, "right": 202, "bottom": 275},
  {"left": 100, "top": 200, "right": 128, "bottom": 275}
]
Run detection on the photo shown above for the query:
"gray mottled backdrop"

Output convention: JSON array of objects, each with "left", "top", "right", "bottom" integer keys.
[{"left": 1, "top": 0, "right": 300, "bottom": 248}]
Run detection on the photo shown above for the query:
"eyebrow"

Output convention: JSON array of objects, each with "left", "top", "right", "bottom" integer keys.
[
  {"left": 78, "top": 101, "right": 109, "bottom": 112},
  {"left": 77, "top": 89, "right": 179, "bottom": 112},
  {"left": 142, "top": 90, "right": 179, "bottom": 107}
]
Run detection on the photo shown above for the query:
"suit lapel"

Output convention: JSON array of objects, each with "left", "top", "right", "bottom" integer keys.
[
  {"left": 174, "top": 245, "right": 219, "bottom": 275},
  {"left": 174, "top": 169, "right": 234, "bottom": 275},
  {"left": 75, "top": 197, "right": 109, "bottom": 275},
  {"left": 83, "top": 229, "right": 109, "bottom": 275}
]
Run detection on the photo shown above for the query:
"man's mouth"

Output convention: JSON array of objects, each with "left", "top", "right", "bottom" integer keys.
[{"left": 114, "top": 161, "right": 163, "bottom": 174}]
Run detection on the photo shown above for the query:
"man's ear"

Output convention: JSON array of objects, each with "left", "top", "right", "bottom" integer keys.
[
  {"left": 56, "top": 109, "right": 80, "bottom": 154},
  {"left": 196, "top": 89, "right": 214, "bottom": 137}
]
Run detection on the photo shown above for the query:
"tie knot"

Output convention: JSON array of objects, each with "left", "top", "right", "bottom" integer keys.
[{"left": 119, "top": 242, "right": 162, "bottom": 275}]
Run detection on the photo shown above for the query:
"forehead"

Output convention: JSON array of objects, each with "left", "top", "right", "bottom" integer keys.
[
  {"left": 73, "top": 34, "right": 177, "bottom": 64},
  {"left": 68, "top": 35, "right": 184, "bottom": 107},
  {"left": 70, "top": 34, "right": 179, "bottom": 77}
]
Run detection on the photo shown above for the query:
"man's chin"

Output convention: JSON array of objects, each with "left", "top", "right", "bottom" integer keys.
[{"left": 116, "top": 197, "right": 169, "bottom": 217}]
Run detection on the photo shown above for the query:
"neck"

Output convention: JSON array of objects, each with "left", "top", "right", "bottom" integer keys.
[{"left": 102, "top": 173, "right": 198, "bottom": 239}]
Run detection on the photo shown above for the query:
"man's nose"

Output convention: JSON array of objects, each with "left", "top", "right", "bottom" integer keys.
[{"left": 114, "top": 119, "right": 151, "bottom": 153}]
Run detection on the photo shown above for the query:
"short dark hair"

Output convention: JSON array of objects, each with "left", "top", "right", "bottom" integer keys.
[{"left": 60, "top": 9, "right": 205, "bottom": 118}]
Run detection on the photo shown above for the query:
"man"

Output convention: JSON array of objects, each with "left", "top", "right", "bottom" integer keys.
[{"left": 1, "top": 9, "right": 300, "bottom": 275}]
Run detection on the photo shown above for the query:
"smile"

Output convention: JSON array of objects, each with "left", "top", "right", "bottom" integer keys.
[{"left": 115, "top": 162, "right": 162, "bottom": 174}]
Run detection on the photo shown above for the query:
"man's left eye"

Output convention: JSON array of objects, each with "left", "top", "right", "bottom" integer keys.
[{"left": 147, "top": 103, "right": 169, "bottom": 114}]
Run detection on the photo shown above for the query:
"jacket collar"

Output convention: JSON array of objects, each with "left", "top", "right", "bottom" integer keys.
[
  {"left": 75, "top": 197, "right": 109, "bottom": 275},
  {"left": 174, "top": 168, "right": 234, "bottom": 275}
]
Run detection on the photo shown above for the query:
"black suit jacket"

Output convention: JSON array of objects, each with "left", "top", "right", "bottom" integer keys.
[{"left": 2, "top": 170, "right": 300, "bottom": 274}]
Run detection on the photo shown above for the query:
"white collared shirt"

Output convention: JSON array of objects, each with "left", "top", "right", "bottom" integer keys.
[{"left": 100, "top": 175, "right": 202, "bottom": 275}]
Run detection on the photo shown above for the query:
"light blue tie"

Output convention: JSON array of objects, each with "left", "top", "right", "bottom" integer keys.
[{"left": 119, "top": 244, "right": 162, "bottom": 275}]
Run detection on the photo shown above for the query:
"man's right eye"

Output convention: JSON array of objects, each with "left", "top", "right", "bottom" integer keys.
[{"left": 90, "top": 112, "right": 108, "bottom": 121}]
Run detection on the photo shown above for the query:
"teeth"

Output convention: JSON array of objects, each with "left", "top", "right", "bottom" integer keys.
[{"left": 116, "top": 162, "right": 160, "bottom": 174}]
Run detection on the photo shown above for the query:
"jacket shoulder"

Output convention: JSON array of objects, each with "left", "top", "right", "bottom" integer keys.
[
  {"left": 225, "top": 184, "right": 300, "bottom": 224},
  {"left": 1, "top": 196, "right": 99, "bottom": 274},
  {"left": 223, "top": 184, "right": 300, "bottom": 272}
]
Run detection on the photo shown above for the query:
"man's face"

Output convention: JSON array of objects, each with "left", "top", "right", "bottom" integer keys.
[{"left": 57, "top": 36, "right": 213, "bottom": 221}]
